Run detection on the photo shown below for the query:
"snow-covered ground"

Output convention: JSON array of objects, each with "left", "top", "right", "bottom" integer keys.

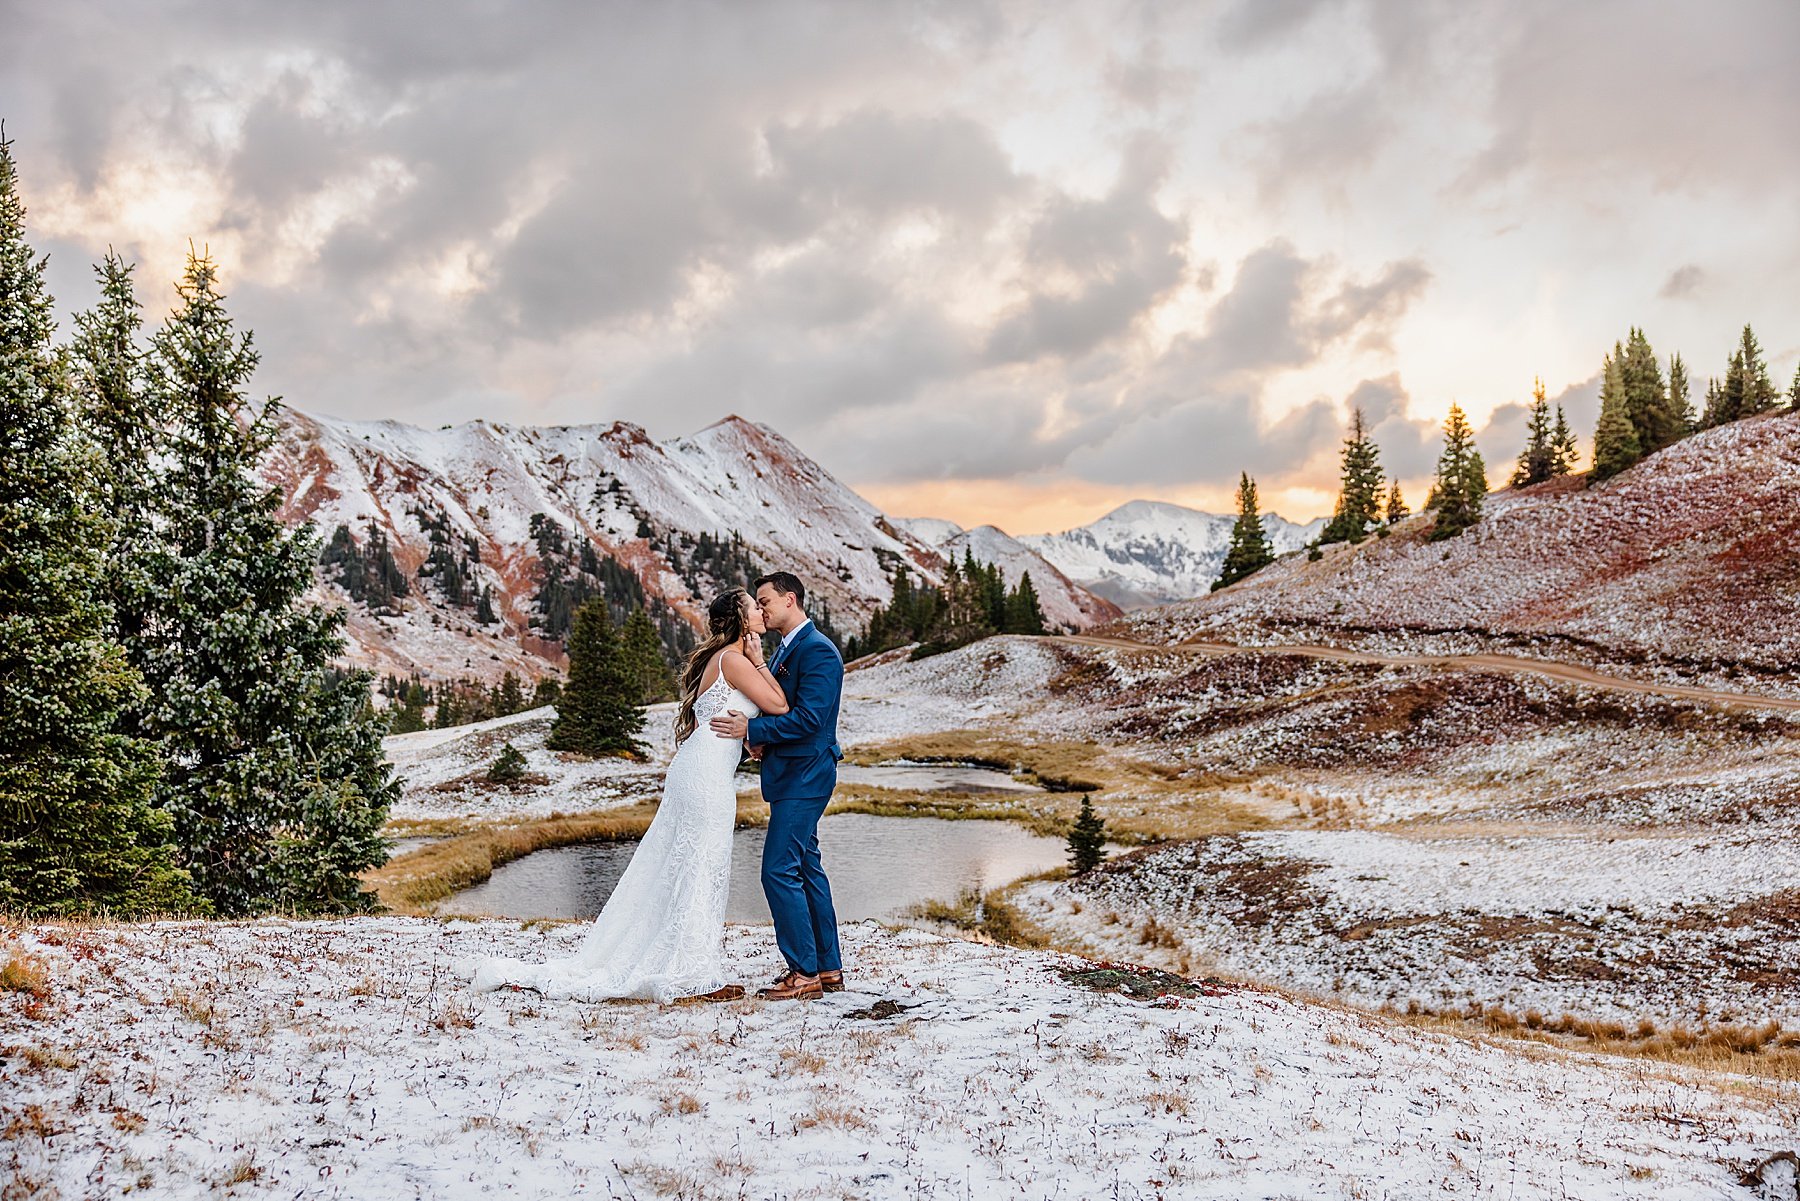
[
  {"left": 1020, "top": 827, "right": 1800, "bottom": 1028},
  {"left": 5, "top": 918, "right": 1796, "bottom": 1200},
  {"left": 384, "top": 706, "right": 676, "bottom": 823},
  {"left": 381, "top": 639, "right": 1068, "bottom": 823}
]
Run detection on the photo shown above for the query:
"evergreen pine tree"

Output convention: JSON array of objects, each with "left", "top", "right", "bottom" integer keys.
[
  {"left": 486, "top": 743, "right": 528, "bottom": 784},
  {"left": 1734, "top": 324, "right": 1780, "bottom": 416},
  {"left": 1214, "top": 472, "right": 1276, "bottom": 590},
  {"left": 1384, "top": 479, "right": 1409, "bottom": 524},
  {"left": 1592, "top": 353, "right": 1642, "bottom": 480},
  {"left": 1667, "top": 353, "right": 1694, "bottom": 435},
  {"left": 1701, "top": 375, "right": 1727, "bottom": 429},
  {"left": 475, "top": 585, "right": 497, "bottom": 624},
  {"left": 1619, "top": 327, "right": 1679, "bottom": 452},
  {"left": 620, "top": 606, "right": 675, "bottom": 702},
  {"left": 1428, "top": 404, "right": 1485, "bottom": 540},
  {"left": 0, "top": 134, "right": 194, "bottom": 916},
  {"left": 1510, "top": 378, "right": 1557, "bottom": 487},
  {"left": 546, "top": 597, "right": 645, "bottom": 756},
  {"left": 133, "top": 250, "right": 395, "bottom": 915},
  {"left": 1003, "top": 572, "right": 1048, "bottom": 634},
  {"left": 1066, "top": 795, "right": 1106, "bottom": 875},
  {"left": 1550, "top": 405, "right": 1579, "bottom": 476},
  {"left": 1319, "top": 407, "right": 1384, "bottom": 545},
  {"left": 1788, "top": 362, "right": 1800, "bottom": 411}
]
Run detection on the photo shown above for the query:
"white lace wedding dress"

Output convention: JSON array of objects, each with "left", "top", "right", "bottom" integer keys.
[{"left": 469, "top": 675, "right": 756, "bottom": 1003}]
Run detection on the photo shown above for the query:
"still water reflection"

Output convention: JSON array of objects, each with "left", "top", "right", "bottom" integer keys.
[{"left": 445, "top": 813, "right": 1066, "bottom": 922}]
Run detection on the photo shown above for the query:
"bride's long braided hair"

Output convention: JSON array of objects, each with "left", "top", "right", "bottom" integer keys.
[{"left": 673, "top": 588, "right": 752, "bottom": 744}]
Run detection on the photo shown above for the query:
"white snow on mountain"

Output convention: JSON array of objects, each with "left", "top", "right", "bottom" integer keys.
[
  {"left": 891, "top": 515, "right": 964, "bottom": 546},
  {"left": 1020, "top": 500, "right": 1327, "bottom": 608},
  {"left": 261, "top": 408, "right": 1115, "bottom": 683}
]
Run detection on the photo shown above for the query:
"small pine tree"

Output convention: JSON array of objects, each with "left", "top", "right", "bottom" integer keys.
[
  {"left": 1428, "top": 404, "right": 1486, "bottom": 540},
  {"left": 1214, "top": 472, "right": 1276, "bottom": 590},
  {"left": 1667, "top": 353, "right": 1694, "bottom": 435},
  {"left": 547, "top": 598, "right": 645, "bottom": 756},
  {"left": 1788, "top": 362, "right": 1800, "bottom": 411},
  {"left": 1003, "top": 572, "right": 1048, "bottom": 634},
  {"left": 1706, "top": 325, "right": 1779, "bottom": 426},
  {"left": 1319, "top": 408, "right": 1385, "bottom": 545},
  {"left": 486, "top": 743, "right": 528, "bottom": 784},
  {"left": 1551, "top": 405, "right": 1578, "bottom": 475},
  {"left": 1066, "top": 795, "right": 1106, "bottom": 875},
  {"left": 1592, "top": 353, "right": 1642, "bottom": 480},
  {"left": 1384, "top": 479, "right": 1409, "bottom": 524},
  {"left": 475, "top": 585, "right": 497, "bottom": 625},
  {"left": 620, "top": 606, "right": 676, "bottom": 703},
  {"left": 0, "top": 133, "right": 194, "bottom": 917},
  {"left": 532, "top": 676, "right": 562, "bottom": 710},
  {"left": 1510, "top": 378, "right": 1557, "bottom": 487}
]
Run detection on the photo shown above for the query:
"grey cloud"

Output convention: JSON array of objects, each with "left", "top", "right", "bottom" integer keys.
[
  {"left": 1182, "top": 242, "right": 1430, "bottom": 379},
  {"left": 1467, "top": 0, "right": 1800, "bottom": 196},
  {"left": 985, "top": 138, "right": 1187, "bottom": 362},
  {"left": 1214, "top": 0, "right": 1338, "bottom": 52},
  {"left": 1660, "top": 265, "right": 1705, "bottom": 300},
  {"left": 764, "top": 109, "right": 1022, "bottom": 225}
]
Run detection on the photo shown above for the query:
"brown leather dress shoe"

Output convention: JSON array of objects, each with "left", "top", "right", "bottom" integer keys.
[
  {"left": 818, "top": 970, "right": 844, "bottom": 993},
  {"left": 678, "top": 984, "right": 745, "bottom": 1004},
  {"left": 755, "top": 971, "right": 823, "bottom": 1001}
]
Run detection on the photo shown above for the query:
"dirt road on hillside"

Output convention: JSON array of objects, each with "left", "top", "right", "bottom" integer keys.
[{"left": 1061, "top": 634, "right": 1800, "bottom": 712}]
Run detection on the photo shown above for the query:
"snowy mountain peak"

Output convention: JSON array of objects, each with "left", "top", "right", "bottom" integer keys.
[
  {"left": 1020, "top": 501, "right": 1327, "bottom": 609},
  {"left": 261, "top": 406, "right": 1117, "bottom": 683}
]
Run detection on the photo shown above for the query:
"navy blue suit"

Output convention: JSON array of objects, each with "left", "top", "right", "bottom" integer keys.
[{"left": 745, "top": 621, "right": 843, "bottom": 976}]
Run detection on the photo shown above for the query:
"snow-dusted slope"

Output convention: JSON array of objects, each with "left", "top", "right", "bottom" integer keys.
[
  {"left": 940, "top": 525, "right": 1123, "bottom": 631},
  {"left": 262, "top": 408, "right": 1115, "bottom": 683},
  {"left": 1021, "top": 500, "right": 1327, "bottom": 608},
  {"left": 1120, "top": 411, "right": 1800, "bottom": 673}
]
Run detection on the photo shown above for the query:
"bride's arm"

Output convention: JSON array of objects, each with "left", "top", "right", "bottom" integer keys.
[{"left": 721, "top": 649, "right": 790, "bottom": 714}]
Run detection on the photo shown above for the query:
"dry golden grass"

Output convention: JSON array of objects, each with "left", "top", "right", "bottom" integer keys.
[
  {"left": 367, "top": 799, "right": 768, "bottom": 913},
  {"left": 845, "top": 732, "right": 1274, "bottom": 843},
  {"left": 796, "top": 1102, "right": 870, "bottom": 1131},
  {"left": 1, "top": 949, "right": 49, "bottom": 996},
  {"left": 660, "top": 1093, "right": 702, "bottom": 1116},
  {"left": 910, "top": 880, "right": 1055, "bottom": 949},
  {"left": 1387, "top": 1002, "right": 1800, "bottom": 1084}
]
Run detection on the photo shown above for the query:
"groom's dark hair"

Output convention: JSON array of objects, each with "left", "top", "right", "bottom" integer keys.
[{"left": 754, "top": 571, "right": 805, "bottom": 608}]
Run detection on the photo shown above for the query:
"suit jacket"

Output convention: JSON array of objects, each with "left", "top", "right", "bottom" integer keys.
[{"left": 746, "top": 622, "right": 844, "bottom": 801}]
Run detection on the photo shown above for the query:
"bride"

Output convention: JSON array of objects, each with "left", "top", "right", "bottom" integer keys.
[{"left": 470, "top": 588, "right": 790, "bottom": 1003}]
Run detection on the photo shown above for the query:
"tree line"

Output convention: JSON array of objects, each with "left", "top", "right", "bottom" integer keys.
[
  {"left": 0, "top": 136, "right": 393, "bottom": 919},
  {"left": 845, "top": 550, "right": 1048, "bottom": 661},
  {"left": 1215, "top": 321, "right": 1799, "bottom": 592}
]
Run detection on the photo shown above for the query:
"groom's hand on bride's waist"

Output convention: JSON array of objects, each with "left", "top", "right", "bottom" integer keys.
[{"left": 710, "top": 708, "right": 749, "bottom": 739}]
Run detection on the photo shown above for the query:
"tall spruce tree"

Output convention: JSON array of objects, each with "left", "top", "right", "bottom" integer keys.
[
  {"left": 1319, "top": 407, "right": 1384, "bottom": 545},
  {"left": 1511, "top": 378, "right": 1558, "bottom": 487},
  {"left": 1667, "top": 353, "right": 1694, "bottom": 434},
  {"left": 1428, "top": 404, "right": 1486, "bottom": 540},
  {"left": 1214, "top": 472, "right": 1275, "bottom": 590},
  {"left": 1619, "top": 327, "right": 1680, "bottom": 453},
  {"left": 133, "top": 251, "right": 394, "bottom": 916},
  {"left": 547, "top": 597, "right": 645, "bottom": 756},
  {"left": 1592, "top": 353, "right": 1641, "bottom": 480},
  {"left": 0, "top": 134, "right": 193, "bottom": 916}
]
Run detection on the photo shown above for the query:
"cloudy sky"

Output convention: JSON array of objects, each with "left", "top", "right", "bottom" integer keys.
[{"left": 4, "top": 1, "right": 1797, "bottom": 532}]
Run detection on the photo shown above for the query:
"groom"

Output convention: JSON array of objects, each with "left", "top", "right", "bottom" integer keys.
[{"left": 710, "top": 571, "right": 844, "bottom": 1001}]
